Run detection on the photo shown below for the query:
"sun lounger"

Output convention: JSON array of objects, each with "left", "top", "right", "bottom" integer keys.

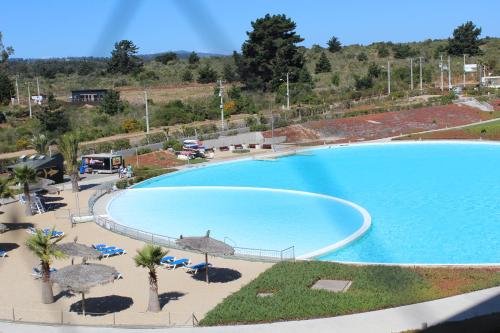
[
  {"left": 102, "top": 248, "right": 126, "bottom": 258},
  {"left": 165, "top": 258, "right": 190, "bottom": 270},
  {"left": 92, "top": 244, "right": 107, "bottom": 249},
  {"left": 32, "top": 267, "right": 57, "bottom": 279},
  {"left": 184, "top": 262, "right": 212, "bottom": 274},
  {"left": 0, "top": 250, "right": 7, "bottom": 258},
  {"left": 42, "top": 228, "right": 64, "bottom": 238},
  {"left": 98, "top": 246, "right": 116, "bottom": 253},
  {"left": 160, "top": 256, "right": 176, "bottom": 265}
]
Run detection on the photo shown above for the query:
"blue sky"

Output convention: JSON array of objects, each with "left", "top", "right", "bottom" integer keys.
[{"left": 1, "top": 0, "right": 499, "bottom": 58}]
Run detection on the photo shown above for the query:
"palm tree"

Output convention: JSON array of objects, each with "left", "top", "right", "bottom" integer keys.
[
  {"left": 0, "top": 177, "right": 13, "bottom": 212},
  {"left": 133, "top": 244, "right": 168, "bottom": 312},
  {"left": 13, "top": 165, "right": 37, "bottom": 215},
  {"left": 30, "top": 134, "right": 52, "bottom": 155},
  {"left": 25, "top": 227, "right": 66, "bottom": 304},
  {"left": 57, "top": 133, "right": 80, "bottom": 192}
]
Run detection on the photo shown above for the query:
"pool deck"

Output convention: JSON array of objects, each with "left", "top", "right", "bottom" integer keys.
[{"left": 1, "top": 285, "right": 498, "bottom": 332}]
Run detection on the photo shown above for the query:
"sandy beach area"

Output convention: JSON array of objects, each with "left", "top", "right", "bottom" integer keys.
[{"left": 0, "top": 187, "right": 272, "bottom": 326}]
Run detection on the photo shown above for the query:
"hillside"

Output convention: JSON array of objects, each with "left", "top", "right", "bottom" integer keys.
[{"left": 1, "top": 33, "right": 499, "bottom": 155}]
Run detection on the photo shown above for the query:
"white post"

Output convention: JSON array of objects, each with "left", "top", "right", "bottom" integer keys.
[
  {"left": 219, "top": 80, "right": 224, "bottom": 130},
  {"left": 15, "top": 75, "right": 20, "bottom": 105},
  {"left": 448, "top": 56, "right": 452, "bottom": 90},
  {"left": 419, "top": 57, "right": 423, "bottom": 93},
  {"left": 440, "top": 54, "right": 444, "bottom": 92},
  {"left": 463, "top": 54, "right": 466, "bottom": 87},
  {"left": 410, "top": 58, "right": 413, "bottom": 90},
  {"left": 286, "top": 72, "right": 290, "bottom": 110},
  {"left": 36, "top": 77, "right": 40, "bottom": 97},
  {"left": 387, "top": 61, "right": 391, "bottom": 95},
  {"left": 144, "top": 90, "right": 149, "bottom": 134},
  {"left": 27, "top": 83, "right": 32, "bottom": 118}
]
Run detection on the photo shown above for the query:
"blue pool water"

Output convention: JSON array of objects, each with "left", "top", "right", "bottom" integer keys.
[{"left": 108, "top": 142, "right": 500, "bottom": 264}]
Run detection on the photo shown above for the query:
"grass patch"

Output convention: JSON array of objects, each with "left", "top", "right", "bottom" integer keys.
[
  {"left": 396, "top": 118, "right": 500, "bottom": 141},
  {"left": 200, "top": 262, "right": 500, "bottom": 326}
]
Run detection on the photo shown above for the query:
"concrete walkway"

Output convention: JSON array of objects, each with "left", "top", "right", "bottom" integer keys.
[{"left": 0, "top": 286, "right": 498, "bottom": 333}]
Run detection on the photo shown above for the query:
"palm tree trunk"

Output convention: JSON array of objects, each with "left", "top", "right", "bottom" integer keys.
[
  {"left": 147, "top": 270, "right": 161, "bottom": 312},
  {"left": 70, "top": 171, "right": 79, "bottom": 192},
  {"left": 41, "top": 262, "right": 54, "bottom": 304},
  {"left": 24, "top": 182, "right": 33, "bottom": 216}
]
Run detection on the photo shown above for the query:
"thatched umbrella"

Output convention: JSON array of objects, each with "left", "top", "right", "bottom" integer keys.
[
  {"left": 55, "top": 242, "right": 102, "bottom": 264},
  {"left": 176, "top": 230, "right": 234, "bottom": 283},
  {"left": 0, "top": 223, "right": 7, "bottom": 233},
  {"left": 51, "top": 263, "right": 119, "bottom": 315}
]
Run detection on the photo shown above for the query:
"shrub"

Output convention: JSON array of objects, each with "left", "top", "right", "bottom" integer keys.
[
  {"left": 137, "top": 147, "right": 152, "bottom": 155},
  {"left": 115, "top": 179, "right": 129, "bottom": 189},
  {"left": 232, "top": 149, "right": 250, "bottom": 154},
  {"left": 15, "top": 137, "right": 30, "bottom": 150},
  {"left": 163, "top": 140, "right": 182, "bottom": 151},
  {"left": 112, "top": 139, "right": 131, "bottom": 151},
  {"left": 122, "top": 118, "right": 142, "bottom": 133}
]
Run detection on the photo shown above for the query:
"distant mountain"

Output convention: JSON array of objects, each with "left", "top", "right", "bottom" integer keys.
[
  {"left": 10, "top": 50, "right": 230, "bottom": 62},
  {"left": 140, "top": 50, "right": 230, "bottom": 60}
]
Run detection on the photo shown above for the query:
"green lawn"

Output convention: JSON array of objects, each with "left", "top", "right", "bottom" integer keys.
[{"left": 200, "top": 262, "right": 500, "bottom": 326}]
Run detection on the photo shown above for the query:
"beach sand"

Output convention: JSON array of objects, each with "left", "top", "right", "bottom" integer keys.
[{"left": 0, "top": 188, "right": 272, "bottom": 326}]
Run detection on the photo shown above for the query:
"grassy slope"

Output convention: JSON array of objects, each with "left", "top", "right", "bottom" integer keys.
[
  {"left": 398, "top": 116, "right": 500, "bottom": 141},
  {"left": 200, "top": 261, "right": 500, "bottom": 326}
]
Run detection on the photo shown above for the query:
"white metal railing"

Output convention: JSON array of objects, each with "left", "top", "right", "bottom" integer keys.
[{"left": 95, "top": 215, "right": 294, "bottom": 262}]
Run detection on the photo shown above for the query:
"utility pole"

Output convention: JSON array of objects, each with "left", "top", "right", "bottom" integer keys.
[
  {"left": 440, "top": 55, "right": 444, "bottom": 92},
  {"left": 387, "top": 61, "right": 391, "bottom": 95},
  {"left": 419, "top": 57, "right": 423, "bottom": 93},
  {"left": 27, "top": 82, "right": 32, "bottom": 118},
  {"left": 36, "top": 77, "right": 40, "bottom": 97},
  {"left": 15, "top": 75, "right": 20, "bottom": 105},
  {"left": 286, "top": 72, "right": 290, "bottom": 110},
  {"left": 270, "top": 102, "right": 275, "bottom": 152},
  {"left": 218, "top": 80, "right": 224, "bottom": 130},
  {"left": 448, "top": 55, "right": 452, "bottom": 90},
  {"left": 410, "top": 58, "right": 413, "bottom": 90},
  {"left": 463, "top": 54, "right": 466, "bottom": 87},
  {"left": 144, "top": 89, "right": 150, "bottom": 134}
]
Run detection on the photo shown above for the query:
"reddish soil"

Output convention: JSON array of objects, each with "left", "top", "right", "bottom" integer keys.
[
  {"left": 492, "top": 99, "right": 500, "bottom": 111},
  {"left": 265, "top": 125, "right": 320, "bottom": 142},
  {"left": 266, "top": 104, "right": 488, "bottom": 143},
  {"left": 124, "top": 151, "right": 183, "bottom": 168}
]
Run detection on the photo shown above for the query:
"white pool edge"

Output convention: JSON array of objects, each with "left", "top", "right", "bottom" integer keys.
[
  {"left": 106, "top": 186, "right": 372, "bottom": 260},
  {"left": 115, "top": 140, "right": 500, "bottom": 266}
]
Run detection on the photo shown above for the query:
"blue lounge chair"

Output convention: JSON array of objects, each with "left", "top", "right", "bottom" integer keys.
[
  {"left": 160, "top": 256, "right": 176, "bottom": 265},
  {"left": 93, "top": 244, "right": 107, "bottom": 249},
  {"left": 165, "top": 258, "right": 190, "bottom": 270},
  {"left": 32, "top": 267, "right": 57, "bottom": 279},
  {"left": 0, "top": 250, "right": 7, "bottom": 258},
  {"left": 102, "top": 248, "right": 126, "bottom": 258},
  {"left": 184, "top": 262, "right": 212, "bottom": 274},
  {"left": 98, "top": 246, "right": 116, "bottom": 253},
  {"left": 42, "top": 228, "right": 64, "bottom": 238}
]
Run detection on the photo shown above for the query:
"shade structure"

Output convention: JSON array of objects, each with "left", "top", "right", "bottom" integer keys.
[
  {"left": 176, "top": 230, "right": 234, "bottom": 283},
  {"left": 55, "top": 243, "right": 102, "bottom": 263},
  {"left": 0, "top": 223, "right": 7, "bottom": 233},
  {"left": 51, "top": 263, "right": 119, "bottom": 315}
]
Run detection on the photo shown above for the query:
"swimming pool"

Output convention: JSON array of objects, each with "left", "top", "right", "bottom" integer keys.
[{"left": 107, "top": 142, "right": 500, "bottom": 265}]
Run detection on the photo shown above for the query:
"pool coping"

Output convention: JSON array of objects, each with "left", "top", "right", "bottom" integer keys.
[{"left": 109, "top": 140, "right": 500, "bottom": 266}]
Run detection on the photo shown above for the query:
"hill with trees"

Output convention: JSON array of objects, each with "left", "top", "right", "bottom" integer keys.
[{"left": 0, "top": 18, "right": 498, "bottom": 155}]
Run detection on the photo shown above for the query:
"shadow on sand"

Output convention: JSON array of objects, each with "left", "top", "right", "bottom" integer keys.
[
  {"left": 159, "top": 291, "right": 186, "bottom": 309},
  {"left": 69, "top": 295, "right": 133, "bottom": 316},
  {"left": 191, "top": 267, "right": 242, "bottom": 283}
]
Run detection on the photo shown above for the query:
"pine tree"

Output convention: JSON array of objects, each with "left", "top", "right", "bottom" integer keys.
[
  {"left": 315, "top": 52, "right": 331, "bottom": 74},
  {"left": 447, "top": 21, "right": 483, "bottom": 56}
]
